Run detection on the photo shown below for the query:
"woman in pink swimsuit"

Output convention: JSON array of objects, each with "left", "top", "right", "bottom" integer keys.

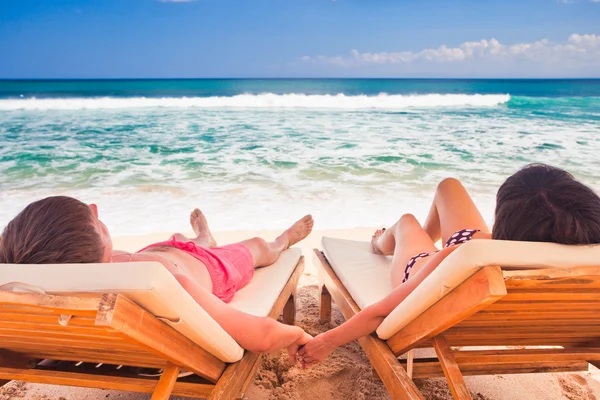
[
  {"left": 298, "top": 163, "right": 600, "bottom": 366},
  {"left": 0, "top": 199, "right": 314, "bottom": 358}
]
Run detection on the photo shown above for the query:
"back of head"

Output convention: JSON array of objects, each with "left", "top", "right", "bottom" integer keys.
[
  {"left": 0, "top": 196, "right": 104, "bottom": 264},
  {"left": 493, "top": 164, "right": 600, "bottom": 245}
]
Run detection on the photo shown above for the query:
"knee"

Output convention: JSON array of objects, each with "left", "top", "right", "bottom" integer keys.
[
  {"left": 399, "top": 213, "right": 418, "bottom": 224},
  {"left": 248, "top": 237, "right": 269, "bottom": 253},
  {"left": 437, "top": 177, "right": 463, "bottom": 194},
  {"left": 173, "top": 233, "right": 187, "bottom": 242},
  {"left": 396, "top": 213, "right": 420, "bottom": 229},
  {"left": 247, "top": 237, "right": 276, "bottom": 267}
]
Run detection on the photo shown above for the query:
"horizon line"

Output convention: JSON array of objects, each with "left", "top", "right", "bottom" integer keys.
[{"left": 1, "top": 77, "right": 600, "bottom": 82}]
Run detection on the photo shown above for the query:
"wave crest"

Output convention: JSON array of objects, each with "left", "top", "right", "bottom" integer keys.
[{"left": 0, "top": 93, "right": 511, "bottom": 110}]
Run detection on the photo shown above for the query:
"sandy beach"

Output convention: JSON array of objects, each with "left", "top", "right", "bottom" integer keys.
[{"left": 2, "top": 228, "right": 600, "bottom": 400}]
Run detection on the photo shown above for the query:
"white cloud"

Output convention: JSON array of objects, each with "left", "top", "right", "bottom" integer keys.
[{"left": 300, "top": 34, "right": 600, "bottom": 76}]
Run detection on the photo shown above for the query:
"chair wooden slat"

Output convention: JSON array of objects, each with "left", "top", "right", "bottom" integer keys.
[{"left": 0, "top": 366, "right": 215, "bottom": 398}]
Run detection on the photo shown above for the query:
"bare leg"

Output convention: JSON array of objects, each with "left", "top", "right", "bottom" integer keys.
[
  {"left": 239, "top": 215, "right": 314, "bottom": 267},
  {"left": 373, "top": 178, "right": 489, "bottom": 257},
  {"left": 422, "top": 178, "right": 490, "bottom": 244},
  {"left": 172, "top": 208, "right": 217, "bottom": 248},
  {"left": 372, "top": 178, "right": 489, "bottom": 288},
  {"left": 372, "top": 214, "right": 437, "bottom": 287}
]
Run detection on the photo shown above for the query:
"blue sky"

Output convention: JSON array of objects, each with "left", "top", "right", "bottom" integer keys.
[{"left": 1, "top": 0, "right": 599, "bottom": 78}]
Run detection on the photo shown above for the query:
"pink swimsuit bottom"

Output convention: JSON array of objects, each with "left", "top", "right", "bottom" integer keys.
[{"left": 138, "top": 236, "right": 254, "bottom": 303}]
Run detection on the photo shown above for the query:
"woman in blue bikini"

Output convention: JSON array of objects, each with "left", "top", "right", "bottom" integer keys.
[{"left": 298, "top": 163, "right": 600, "bottom": 366}]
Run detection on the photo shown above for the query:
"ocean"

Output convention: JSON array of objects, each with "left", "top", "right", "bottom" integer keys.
[{"left": 1, "top": 79, "right": 599, "bottom": 236}]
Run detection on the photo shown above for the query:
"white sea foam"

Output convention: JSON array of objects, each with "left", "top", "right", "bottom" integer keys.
[
  {"left": 0, "top": 93, "right": 511, "bottom": 110},
  {"left": 1, "top": 94, "right": 599, "bottom": 236},
  {"left": 0, "top": 185, "right": 498, "bottom": 237}
]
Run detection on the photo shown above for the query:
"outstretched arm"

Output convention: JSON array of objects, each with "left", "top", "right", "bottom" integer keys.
[
  {"left": 111, "top": 251, "right": 311, "bottom": 357},
  {"left": 174, "top": 274, "right": 311, "bottom": 356},
  {"left": 298, "top": 246, "right": 458, "bottom": 366}
]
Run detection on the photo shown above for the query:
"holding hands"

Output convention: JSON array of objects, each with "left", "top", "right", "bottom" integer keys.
[
  {"left": 294, "top": 332, "right": 337, "bottom": 368},
  {"left": 287, "top": 331, "right": 313, "bottom": 365},
  {"left": 286, "top": 292, "right": 392, "bottom": 368}
]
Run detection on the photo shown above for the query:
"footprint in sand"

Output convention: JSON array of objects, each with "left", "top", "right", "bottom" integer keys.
[
  {"left": 0, "top": 381, "right": 28, "bottom": 400},
  {"left": 558, "top": 374, "right": 597, "bottom": 400}
]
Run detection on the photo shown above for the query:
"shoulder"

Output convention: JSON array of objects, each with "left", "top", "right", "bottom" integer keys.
[
  {"left": 111, "top": 251, "right": 177, "bottom": 272},
  {"left": 111, "top": 251, "right": 132, "bottom": 263}
]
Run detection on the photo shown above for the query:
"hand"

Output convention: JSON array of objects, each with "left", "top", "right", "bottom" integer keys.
[
  {"left": 287, "top": 330, "right": 312, "bottom": 365},
  {"left": 297, "top": 332, "right": 336, "bottom": 368}
]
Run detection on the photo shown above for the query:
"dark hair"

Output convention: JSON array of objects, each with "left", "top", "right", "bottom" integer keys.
[
  {"left": 0, "top": 196, "right": 104, "bottom": 264},
  {"left": 493, "top": 164, "right": 600, "bottom": 245}
]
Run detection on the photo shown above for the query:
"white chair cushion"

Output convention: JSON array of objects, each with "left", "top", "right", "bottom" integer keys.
[
  {"left": 229, "top": 249, "right": 301, "bottom": 316},
  {"left": 321, "top": 237, "right": 394, "bottom": 310},
  {"left": 320, "top": 237, "right": 600, "bottom": 340},
  {"left": 0, "top": 248, "right": 301, "bottom": 363}
]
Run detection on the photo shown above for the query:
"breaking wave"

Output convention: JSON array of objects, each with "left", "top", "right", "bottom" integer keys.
[{"left": 0, "top": 93, "right": 511, "bottom": 110}]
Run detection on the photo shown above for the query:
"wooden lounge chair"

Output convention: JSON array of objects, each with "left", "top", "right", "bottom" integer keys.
[
  {"left": 314, "top": 237, "right": 600, "bottom": 400},
  {"left": 0, "top": 249, "right": 304, "bottom": 399}
]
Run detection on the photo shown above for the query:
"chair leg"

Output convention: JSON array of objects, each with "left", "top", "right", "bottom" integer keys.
[
  {"left": 319, "top": 285, "right": 332, "bottom": 324},
  {"left": 150, "top": 363, "right": 180, "bottom": 400},
  {"left": 406, "top": 350, "right": 414, "bottom": 379},
  {"left": 235, "top": 359, "right": 260, "bottom": 400},
  {"left": 0, "top": 350, "right": 34, "bottom": 389},
  {"left": 432, "top": 335, "right": 471, "bottom": 400},
  {"left": 371, "top": 366, "right": 381, "bottom": 381},
  {"left": 209, "top": 352, "right": 262, "bottom": 400},
  {"left": 360, "top": 336, "right": 424, "bottom": 399},
  {"left": 283, "top": 292, "right": 296, "bottom": 325}
]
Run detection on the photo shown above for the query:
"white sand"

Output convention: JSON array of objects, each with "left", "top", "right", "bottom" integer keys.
[{"left": 2, "top": 229, "right": 600, "bottom": 400}]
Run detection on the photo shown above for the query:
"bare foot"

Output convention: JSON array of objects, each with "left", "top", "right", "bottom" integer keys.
[
  {"left": 190, "top": 208, "right": 217, "bottom": 248},
  {"left": 277, "top": 215, "right": 314, "bottom": 248},
  {"left": 371, "top": 228, "right": 392, "bottom": 255}
]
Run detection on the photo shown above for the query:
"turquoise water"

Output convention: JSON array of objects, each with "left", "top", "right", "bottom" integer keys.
[{"left": 1, "top": 79, "right": 600, "bottom": 235}]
